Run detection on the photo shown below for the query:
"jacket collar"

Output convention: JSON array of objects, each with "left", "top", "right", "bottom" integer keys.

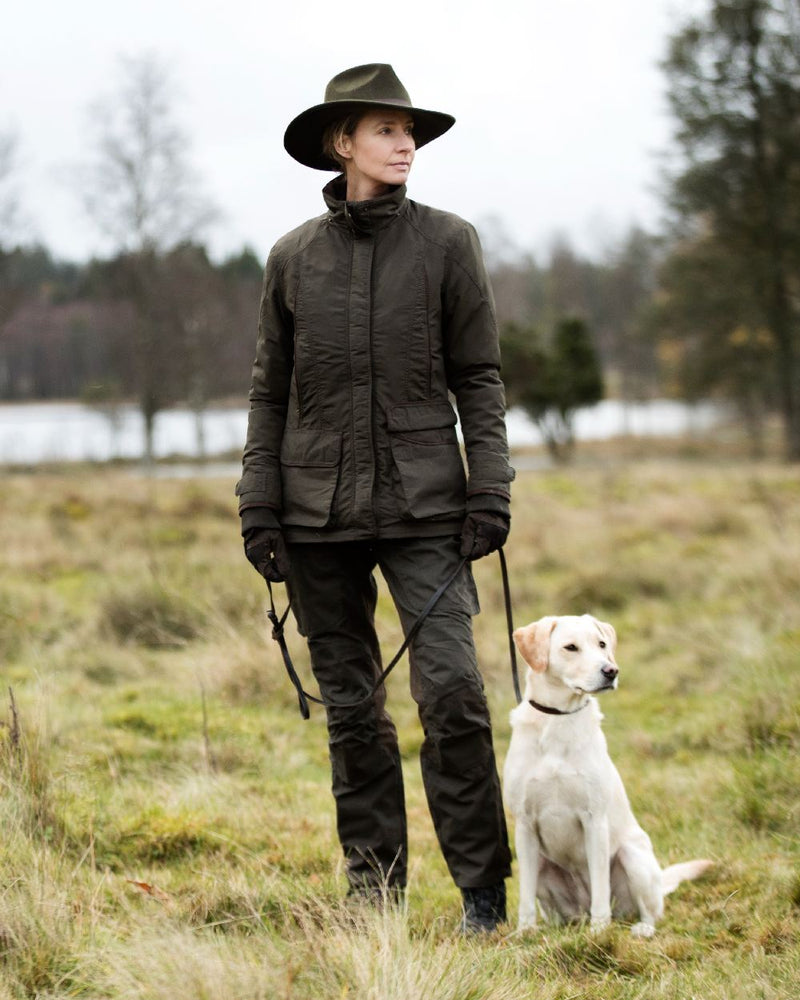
[{"left": 323, "top": 176, "right": 407, "bottom": 235}]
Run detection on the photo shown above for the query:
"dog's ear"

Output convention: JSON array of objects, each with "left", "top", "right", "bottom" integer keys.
[
  {"left": 594, "top": 618, "right": 617, "bottom": 654},
  {"left": 513, "top": 617, "right": 558, "bottom": 672}
]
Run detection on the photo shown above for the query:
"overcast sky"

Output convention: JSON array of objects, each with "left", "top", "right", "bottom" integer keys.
[{"left": 3, "top": 0, "right": 704, "bottom": 265}]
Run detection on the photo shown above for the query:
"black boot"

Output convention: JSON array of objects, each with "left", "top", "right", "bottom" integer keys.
[{"left": 460, "top": 882, "right": 507, "bottom": 934}]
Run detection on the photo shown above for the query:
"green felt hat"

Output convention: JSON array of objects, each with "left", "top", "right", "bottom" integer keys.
[{"left": 284, "top": 63, "right": 455, "bottom": 170}]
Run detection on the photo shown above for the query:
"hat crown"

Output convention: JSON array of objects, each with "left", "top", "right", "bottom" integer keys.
[{"left": 324, "top": 63, "right": 412, "bottom": 107}]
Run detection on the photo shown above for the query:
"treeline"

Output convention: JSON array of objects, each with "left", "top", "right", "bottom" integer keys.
[
  {"left": 0, "top": 243, "right": 259, "bottom": 402},
  {"left": 0, "top": 228, "right": 654, "bottom": 396},
  {"left": 0, "top": 225, "right": 660, "bottom": 461},
  {"left": 1, "top": 0, "right": 799, "bottom": 462}
]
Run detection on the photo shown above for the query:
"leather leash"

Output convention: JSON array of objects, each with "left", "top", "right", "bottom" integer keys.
[
  {"left": 266, "top": 547, "right": 520, "bottom": 720},
  {"left": 499, "top": 546, "right": 522, "bottom": 704}
]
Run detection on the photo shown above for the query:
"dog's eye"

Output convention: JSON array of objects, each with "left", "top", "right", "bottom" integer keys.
[
  {"left": 599, "top": 640, "right": 606, "bottom": 649},
  {"left": 564, "top": 643, "right": 579, "bottom": 652}
]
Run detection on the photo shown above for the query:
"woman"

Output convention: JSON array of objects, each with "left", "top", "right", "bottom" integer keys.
[{"left": 237, "top": 64, "right": 514, "bottom": 933}]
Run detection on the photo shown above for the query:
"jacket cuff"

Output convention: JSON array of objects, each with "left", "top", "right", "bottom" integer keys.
[
  {"left": 466, "top": 492, "right": 510, "bottom": 519},
  {"left": 235, "top": 468, "right": 282, "bottom": 513},
  {"left": 466, "top": 456, "right": 515, "bottom": 497},
  {"left": 239, "top": 506, "right": 281, "bottom": 535}
]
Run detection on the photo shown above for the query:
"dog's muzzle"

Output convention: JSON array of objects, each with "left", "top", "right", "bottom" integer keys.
[{"left": 594, "top": 663, "right": 619, "bottom": 691}]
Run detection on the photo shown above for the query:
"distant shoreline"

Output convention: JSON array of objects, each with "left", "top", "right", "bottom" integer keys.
[{"left": 0, "top": 399, "right": 722, "bottom": 466}]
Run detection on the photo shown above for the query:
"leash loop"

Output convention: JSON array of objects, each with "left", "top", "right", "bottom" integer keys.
[
  {"left": 266, "top": 548, "right": 519, "bottom": 718},
  {"left": 266, "top": 582, "right": 311, "bottom": 719}
]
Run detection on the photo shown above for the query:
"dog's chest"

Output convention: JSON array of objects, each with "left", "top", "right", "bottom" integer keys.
[
  {"left": 524, "top": 744, "right": 591, "bottom": 811},
  {"left": 514, "top": 726, "right": 575, "bottom": 794},
  {"left": 516, "top": 731, "right": 607, "bottom": 864}
]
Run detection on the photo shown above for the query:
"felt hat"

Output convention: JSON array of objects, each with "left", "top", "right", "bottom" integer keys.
[{"left": 284, "top": 63, "right": 455, "bottom": 170}]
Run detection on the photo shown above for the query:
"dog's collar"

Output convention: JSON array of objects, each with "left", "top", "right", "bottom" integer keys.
[{"left": 528, "top": 698, "right": 591, "bottom": 716}]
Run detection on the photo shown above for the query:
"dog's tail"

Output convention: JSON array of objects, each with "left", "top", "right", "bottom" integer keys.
[{"left": 661, "top": 859, "right": 713, "bottom": 896}]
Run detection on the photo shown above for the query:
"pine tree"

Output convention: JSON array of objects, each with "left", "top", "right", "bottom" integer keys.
[{"left": 661, "top": 0, "right": 800, "bottom": 459}]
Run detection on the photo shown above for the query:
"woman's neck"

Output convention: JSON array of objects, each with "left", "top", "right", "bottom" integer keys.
[{"left": 345, "top": 176, "right": 391, "bottom": 202}]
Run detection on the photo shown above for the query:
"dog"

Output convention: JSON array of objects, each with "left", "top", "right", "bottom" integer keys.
[{"left": 503, "top": 614, "right": 712, "bottom": 937}]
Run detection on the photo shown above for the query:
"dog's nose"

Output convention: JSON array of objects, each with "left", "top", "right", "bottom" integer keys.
[{"left": 601, "top": 664, "right": 618, "bottom": 681}]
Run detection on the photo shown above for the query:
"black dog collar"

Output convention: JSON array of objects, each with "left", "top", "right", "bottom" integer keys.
[{"left": 528, "top": 698, "right": 590, "bottom": 716}]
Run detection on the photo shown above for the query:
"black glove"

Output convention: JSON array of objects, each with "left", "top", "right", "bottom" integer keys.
[
  {"left": 244, "top": 520, "right": 290, "bottom": 583},
  {"left": 459, "top": 510, "right": 510, "bottom": 561}
]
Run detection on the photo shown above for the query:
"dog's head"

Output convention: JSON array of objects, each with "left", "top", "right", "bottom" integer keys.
[{"left": 513, "top": 615, "right": 619, "bottom": 696}]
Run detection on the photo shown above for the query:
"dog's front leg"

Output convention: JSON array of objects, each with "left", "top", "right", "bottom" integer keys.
[
  {"left": 515, "top": 822, "right": 540, "bottom": 930},
  {"left": 584, "top": 813, "right": 612, "bottom": 931}
]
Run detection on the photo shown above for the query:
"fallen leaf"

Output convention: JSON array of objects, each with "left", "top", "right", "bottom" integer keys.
[{"left": 126, "top": 879, "right": 172, "bottom": 904}]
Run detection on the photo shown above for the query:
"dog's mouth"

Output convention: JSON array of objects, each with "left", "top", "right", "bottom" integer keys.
[
  {"left": 569, "top": 673, "right": 618, "bottom": 697},
  {"left": 579, "top": 678, "right": 618, "bottom": 694},
  {"left": 594, "top": 679, "right": 618, "bottom": 692}
]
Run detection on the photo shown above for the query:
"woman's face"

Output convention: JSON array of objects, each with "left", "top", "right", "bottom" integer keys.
[{"left": 337, "top": 110, "right": 415, "bottom": 200}]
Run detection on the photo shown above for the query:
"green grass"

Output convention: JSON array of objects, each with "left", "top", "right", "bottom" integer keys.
[{"left": 1, "top": 447, "right": 799, "bottom": 998}]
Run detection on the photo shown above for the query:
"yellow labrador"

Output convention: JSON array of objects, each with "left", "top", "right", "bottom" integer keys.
[{"left": 503, "top": 615, "right": 711, "bottom": 937}]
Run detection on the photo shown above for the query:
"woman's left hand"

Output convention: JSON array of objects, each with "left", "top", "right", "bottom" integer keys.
[
  {"left": 244, "top": 526, "right": 290, "bottom": 582},
  {"left": 459, "top": 510, "right": 510, "bottom": 560}
]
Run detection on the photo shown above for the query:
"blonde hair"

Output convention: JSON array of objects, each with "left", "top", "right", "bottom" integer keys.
[{"left": 322, "top": 113, "right": 363, "bottom": 170}]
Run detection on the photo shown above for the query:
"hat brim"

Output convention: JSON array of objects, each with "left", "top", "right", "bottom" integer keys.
[{"left": 284, "top": 100, "right": 456, "bottom": 170}]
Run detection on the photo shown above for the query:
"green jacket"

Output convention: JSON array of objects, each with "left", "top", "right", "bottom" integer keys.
[{"left": 237, "top": 178, "right": 514, "bottom": 543}]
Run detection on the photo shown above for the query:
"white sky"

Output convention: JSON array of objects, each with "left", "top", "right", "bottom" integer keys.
[{"left": 3, "top": 0, "right": 703, "bottom": 265}]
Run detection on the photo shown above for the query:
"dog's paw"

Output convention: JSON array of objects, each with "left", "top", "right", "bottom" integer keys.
[
  {"left": 590, "top": 916, "right": 611, "bottom": 933},
  {"left": 630, "top": 921, "right": 656, "bottom": 938}
]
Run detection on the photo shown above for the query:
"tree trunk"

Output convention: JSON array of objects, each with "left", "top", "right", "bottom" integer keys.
[
  {"left": 193, "top": 406, "right": 207, "bottom": 462},
  {"left": 143, "top": 409, "right": 156, "bottom": 468},
  {"left": 767, "top": 281, "right": 800, "bottom": 461}
]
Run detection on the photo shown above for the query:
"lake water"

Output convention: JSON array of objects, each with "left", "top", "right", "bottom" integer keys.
[{"left": 0, "top": 399, "right": 720, "bottom": 466}]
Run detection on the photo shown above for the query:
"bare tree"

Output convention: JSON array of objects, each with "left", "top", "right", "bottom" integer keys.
[
  {"left": 80, "top": 53, "right": 215, "bottom": 254},
  {"left": 0, "top": 130, "right": 25, "bottom": 352},
  {"left": 0, "top": 130, "right": 20, "bottom": 248},
  {"left": 77, "top": 53, "right": 218, "bottom": 464},
  {"left": 164, "top": 242, "right": 228, "bottom": 460}
]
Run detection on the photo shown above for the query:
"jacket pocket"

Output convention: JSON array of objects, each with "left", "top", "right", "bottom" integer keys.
[
  {"left": 280, "top": 429, "right": 341, "bottom": 527},
  {"left": 387, "top": 401, "right": 466, "bottom": 518}
]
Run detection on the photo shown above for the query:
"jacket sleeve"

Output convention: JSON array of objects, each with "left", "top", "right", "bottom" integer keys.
[
  {"left": 235, "top": 249, "right": 294, "bottom": 514},
  {"left": 442, "top": 222, "right": 515, "bottom": 507}
]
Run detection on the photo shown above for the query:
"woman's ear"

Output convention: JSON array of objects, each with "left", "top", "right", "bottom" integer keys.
[{"left": 334, "top": 134, "right": 353, "bottom": 161}]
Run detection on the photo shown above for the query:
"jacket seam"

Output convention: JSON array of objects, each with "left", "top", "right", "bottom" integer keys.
[{"left": 401, "top": 211, "right": 489, "bottom": 302}]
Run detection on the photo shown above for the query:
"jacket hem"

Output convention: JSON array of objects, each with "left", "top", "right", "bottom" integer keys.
[{"left": 283, "top": 518, "right": 463, "bottom": 544}]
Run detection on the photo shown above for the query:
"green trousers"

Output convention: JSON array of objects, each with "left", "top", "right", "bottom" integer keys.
[{"left": 286, "top": 535, "right": 511, "bottom": 890}]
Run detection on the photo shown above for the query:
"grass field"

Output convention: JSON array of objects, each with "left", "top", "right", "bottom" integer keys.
[{"left": 1, "top": 442, "right": 799, "bottom": 998}]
